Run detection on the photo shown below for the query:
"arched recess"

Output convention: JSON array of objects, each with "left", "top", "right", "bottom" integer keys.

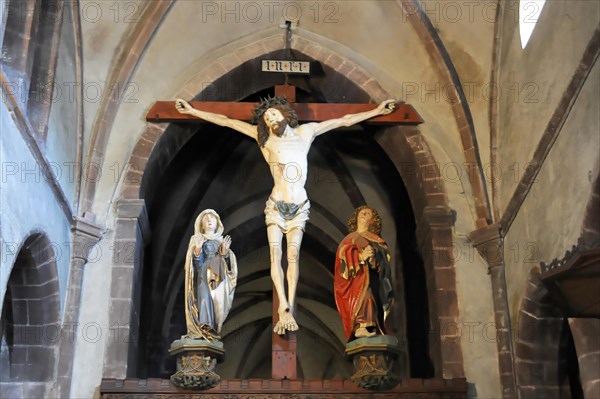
[
  {"left": 565, "top": 171, "right": 600, "bottom": 399},
  {"left": 0, "top": 233, "right": 60, "bottom": 398},
  {"left": 514, "top": 269, "right": 583, "bottom": 398},
  {"left": 515, "top": 173, "right": 600, "bottom": 398},
  {"left": 108, "top": 35, "right": 463, "bottom": 381}
]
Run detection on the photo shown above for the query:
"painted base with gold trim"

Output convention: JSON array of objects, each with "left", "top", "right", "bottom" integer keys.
[
  {"left": 345, "top": 335, "right": 401, "bottom": 390},
  {"left": 168, "top": 338, "right": 225, "bottom": 390}
]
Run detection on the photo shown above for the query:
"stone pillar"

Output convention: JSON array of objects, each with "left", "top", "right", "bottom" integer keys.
[
  {"left": 103, "top": 199, "right": 150, "bottom": 377},
  {"left": 569, "top": 318, "right": 600, "bottom": 398},
  {"left": 56, "top": 215, "right": 103, "bottom": 398},
  {"left": 469, "top": 224, "right": 517, "bottom": 398},
  {"left": 415, "top": 205, "right": 464, "bottom": 379}
]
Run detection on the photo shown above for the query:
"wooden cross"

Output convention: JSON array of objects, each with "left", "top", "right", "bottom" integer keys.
[
  {"left": 146, "top": 85, "right": 423, "bottom": 125},
  {"left": 147, "top": 84, "right": 423, "bottom": 380}
]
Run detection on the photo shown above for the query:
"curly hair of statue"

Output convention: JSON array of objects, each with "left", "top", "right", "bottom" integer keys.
[
  {"left": 347, "top": 205, "right": 382, "bottom": 236},
  {"left": 251, "top": 95, "right": 299, "bottom": 147}
]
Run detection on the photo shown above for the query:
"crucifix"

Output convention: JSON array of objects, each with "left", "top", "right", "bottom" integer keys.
[{"left": 147, "top": 82, "right": 422, "bottom": 379}]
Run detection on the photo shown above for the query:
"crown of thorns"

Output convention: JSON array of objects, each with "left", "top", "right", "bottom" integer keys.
[{"left": 251, "top": 95, "right": 296, "bottom": 125}]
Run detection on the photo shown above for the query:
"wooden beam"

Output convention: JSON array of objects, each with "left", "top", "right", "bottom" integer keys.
[
  {"left": 100, "top": 377, "right": 470, "bottom": 396},
  {"left": 145, "top": 101, "right": 424, "bottom": 125},
  {"left": 274, "top": 84, "right": 296, "bottom": 102},
  {"left": 272, "top": 283, "right": 297, "bottom": 379}
]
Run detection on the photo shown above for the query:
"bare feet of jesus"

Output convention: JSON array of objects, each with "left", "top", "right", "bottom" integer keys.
[{"left": 273, "top": 306, "right": 299, "bottom": 335}]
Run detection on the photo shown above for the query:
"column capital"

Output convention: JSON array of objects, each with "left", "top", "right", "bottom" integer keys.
[
  {"left": 71, "top": 215, "right": 103, "bottom": 239},
  {"left": 469, "top": 223, "right": 503, "bottom": 270},
  {"left": 415, "top": 206, "right": 454, "bottom": 250},
  {"left": 71, "top": 216, "right": 104, "bottom": 261},
  {"left": 468, "top": 223, "right": 501, "bottom": 248},
  {"left": 114, "top": 198, "right": 150, "bottom": 241},
  {"left": 420, "top": 205, "right": 454, "bottom": 227}
]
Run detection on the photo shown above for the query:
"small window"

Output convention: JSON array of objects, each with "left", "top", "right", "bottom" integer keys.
[{"left": 520, "top": 0, "right": 546, "bottom": 49}]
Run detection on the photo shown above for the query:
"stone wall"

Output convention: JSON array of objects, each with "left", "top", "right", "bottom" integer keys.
[
  {"left": 497, "top": 0, "right": 600, "bottom": 396},
  {"left": 0, "top": 3, "right": 94, "bottom": 398}
]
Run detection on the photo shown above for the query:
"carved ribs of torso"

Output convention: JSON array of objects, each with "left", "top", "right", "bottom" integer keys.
[{"left": 261, "top": 131, "right": 310, "bottom": 204}]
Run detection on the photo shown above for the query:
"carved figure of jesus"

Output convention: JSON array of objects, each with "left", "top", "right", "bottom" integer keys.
[{"left": 175, "top": 96, "right": 396, "bottom": 335}]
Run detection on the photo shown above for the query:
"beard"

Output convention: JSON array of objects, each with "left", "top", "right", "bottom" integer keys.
[{"left": 270, "top": 120, "right": 288, "bottom": 137}]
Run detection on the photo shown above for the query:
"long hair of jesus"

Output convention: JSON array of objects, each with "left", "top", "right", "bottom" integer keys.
[{"left": 252, "top": 97, "right": 299, "bottom": 147}]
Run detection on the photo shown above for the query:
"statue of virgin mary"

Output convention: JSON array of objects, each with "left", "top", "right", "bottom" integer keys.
[{"left": 183, "top": 209, "right": 238, "bottom": 341}]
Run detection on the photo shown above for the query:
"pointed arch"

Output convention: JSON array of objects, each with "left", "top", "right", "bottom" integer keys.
[{"left": 110, "top": 34, "right": 463, "bottom": 379}]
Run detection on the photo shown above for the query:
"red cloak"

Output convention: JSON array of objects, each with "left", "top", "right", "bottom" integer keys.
[{"left": 334, "top": 231, "right": 390, "bottom": 340}]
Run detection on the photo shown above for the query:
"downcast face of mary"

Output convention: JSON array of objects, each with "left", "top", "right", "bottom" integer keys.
[{"left": 201, "top": 213, "right": 218, "bottom": 234}]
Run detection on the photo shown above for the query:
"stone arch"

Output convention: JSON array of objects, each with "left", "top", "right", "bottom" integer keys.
[
  {"left": 111, "top": 34, "right": 462, "bottom": 379},
  {"left": 515, "top": 172, "right": 599, "bottom": 398},
  {"left": 377, "top": 126, "right": 463, "bottom": 378},
  {"left": 0, "top": 233, "right": 61, "bottom": 399},
  {"left": 118, "top": 34, "right": 394, "bottom": 202},
  {"left": 567, "top": 171, "right": 600, "bottom": 399},
  {"left": 121, "top": 34, "right": 451, "bottom": 214},
  {"left": 568, "top": 316, "right": 600, "bottom": 398},
  {"left": 79, "top": 0, "right": 175, "bottom": 212},
  {"left": 514, "top": 269, "right": 577, "bottom": 398},
  {"left": 398, "top": 0, "right": 491, "bottom": 223}
]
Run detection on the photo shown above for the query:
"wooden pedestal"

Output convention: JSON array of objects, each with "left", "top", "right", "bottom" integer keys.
[
  {"left": 345, "top": 335, "right": 402, "bottom": 390},
  {"left": 168, "top": 338, "right": 225, "bottom": 390}
]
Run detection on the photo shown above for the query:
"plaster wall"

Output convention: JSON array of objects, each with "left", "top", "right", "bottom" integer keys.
[
  {"left": 0, "top": 102, "right": 71, "bottom": 314},
  {"left": 79, "top": 0, "right": 145, "bottom": 152},
  {"left": 497, "top": 0, "right": 599, "bottom": 212},
  {"left": 45, "top": 9, "right": 79, "bottom": 211},
  {"left": 420, "top": 0, "right": 496, "bottom": 199},
  {"left": 504, "top": 60, "right": 600, "bottom": 328}
]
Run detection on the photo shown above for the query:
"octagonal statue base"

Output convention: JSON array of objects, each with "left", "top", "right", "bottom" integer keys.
[
  {"left": 168, "top": 338, "right": 225, "bottom": 390},
  {"left": 345, "top": 335, "right": 401, "bottom": 391}
]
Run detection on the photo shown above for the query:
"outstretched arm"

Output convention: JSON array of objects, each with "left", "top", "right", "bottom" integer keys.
[
  {"left": 175, "top": 99, "right": 257, "bottom": 140},
  {"left": 310, "top": 99, "right": 397, "bottom": 137}
]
